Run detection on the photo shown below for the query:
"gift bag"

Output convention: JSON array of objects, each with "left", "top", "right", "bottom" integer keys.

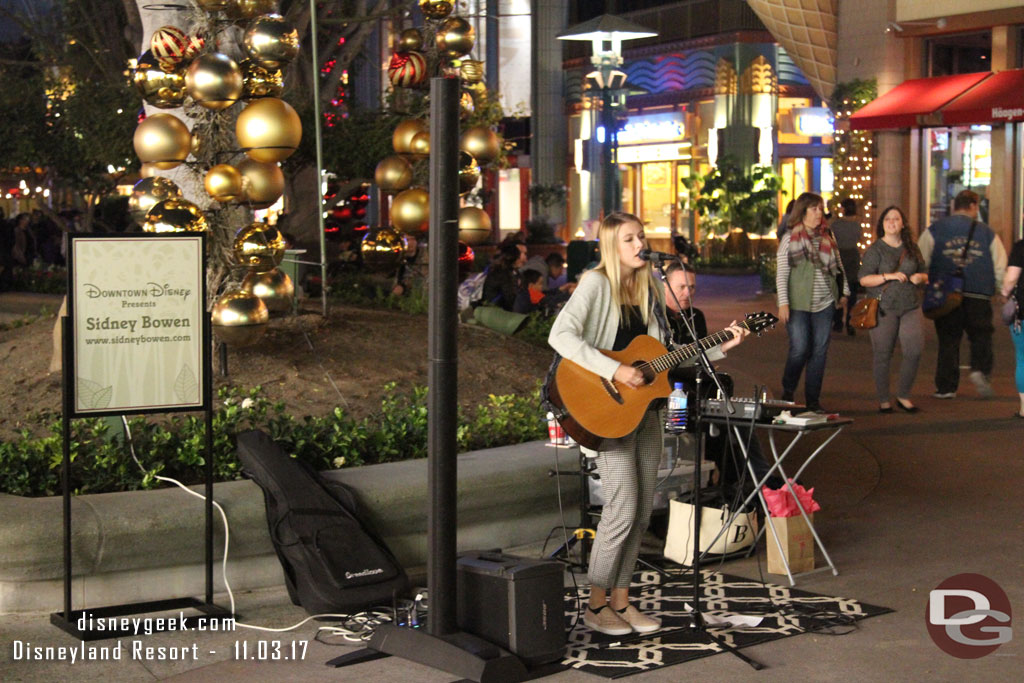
[
  {"left": 664, "top": 500, "right": 757, "bottom": 566},
  {"left": 766, "top": 514, "right": 815, "bottom": 574},
  {"left": 762, "top": 481, "right": 820, "bottom": 574}
]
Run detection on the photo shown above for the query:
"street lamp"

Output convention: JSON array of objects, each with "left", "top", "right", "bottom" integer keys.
[{"left": 558, "top": 15, "right": 657, "bottom": 217}]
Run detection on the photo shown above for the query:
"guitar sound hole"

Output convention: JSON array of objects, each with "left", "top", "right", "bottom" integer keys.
[{"left": 632, "top": 360, "right": 654, "bottom": 385}]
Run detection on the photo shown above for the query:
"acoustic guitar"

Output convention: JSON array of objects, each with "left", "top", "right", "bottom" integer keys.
[{"left": 546, "top": 311, "right": 778, "bottom": 449}]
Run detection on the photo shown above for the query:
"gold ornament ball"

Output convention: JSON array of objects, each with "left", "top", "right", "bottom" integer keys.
[
  {"left": 185, "top": 52, "right": 243, "bottom": 110},
  {"left": 143, "top": 198, "right": 209, "bottom": 234},
  {"left": 234, "top": 0, "right": 277, "bottom": 19},
  {"left": 240, "top": 58, "right": 283, "bottom": 99},
  {"left": 459, "top": 91, "right": 475, "bottom": 119},
  {"left": 129, "top": 176, "right": 182, "bottom": 223},
  {"left": 392, "top": 119, "right": 429, "bottom": 155},
  {"left": 236, "top": 159, "right": 285, "bottom": 208},
  {"left": 460, "top": 59, "right": 484, "bottom": 83},
  {"left": 211, "top": 290, "right": 269, "bottom": 347},
  {"left": 189, "top": 131, "right": 203, "bottom": 159},
  {"left": 397, "top": 28, "right": 423, "bottom": 52},
  {"left": 409, "top": 131, "right": 430, "bottom": 159},
  {"left": 236, "top": 97, "right": 301, "bottom": 163},
  {"left": 196, "top": 0, "right": 234, "bottom": 11},
  {"left": 361, "top": 228, "right": 407, "bottom": 271},
  {"left": 233, "top": 222, "right": 286, "bottom": 272},
  {"left": 435, "top": 17, "right": 475, "bottom": 59},
  {"left": 419, "top": 0, "right": 453, "bottom": 20},
  {"left": 458, "top": 206, "right": 492, "bottom": 245},
  {"left": 460, "top": 126, "right": 501, "bottom": 164},
  {"left": 374, "top": 155, "right": 413, "bottom": 194},
  {"left": 244, "top": 14, "right": 300, "bottom": 69},
  {"left": 242, "top": 268, "right": 294, "bottom": 313},
  {"left": 391, "top": 188, "right": 430, "bottom": 234},
  {"left": 134, "top": 113, "right": 191, "bottom": 169},
  {"left": 133, "top": 50, "right": 186, "bottom": 109},
  {"left": 458, "top": 152, "right": 481, "bottom": 195},
  {"left": 204, "top": 164, "right": 244, "bottom": 203},
  {"left": 139, "top": 163, "right": 159, "bottom": 178}
]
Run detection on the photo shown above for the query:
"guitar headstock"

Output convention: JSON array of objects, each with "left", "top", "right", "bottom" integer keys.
[{"left": 742, "top": 311, "right": 780, "bottom": 336}]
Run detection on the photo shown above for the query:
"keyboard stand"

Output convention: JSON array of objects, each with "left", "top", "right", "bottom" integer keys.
[{"left": 699, "top": 417, "right": 852, "bottom": 586}]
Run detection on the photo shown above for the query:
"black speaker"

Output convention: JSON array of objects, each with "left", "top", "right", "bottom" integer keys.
[{"left": 456, "top": 552, "right": 566, "bottom": 665}]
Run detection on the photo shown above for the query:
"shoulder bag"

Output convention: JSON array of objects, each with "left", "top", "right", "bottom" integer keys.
[
  {"left": 922, "top": 220, "right": 976, "bottom": 320},
  {"left": 849, "top": 249, "right": 906, "bottom": 330}
]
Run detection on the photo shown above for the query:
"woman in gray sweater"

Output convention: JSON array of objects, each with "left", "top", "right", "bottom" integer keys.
[
  {"left": 547, "top": 212, "right": 668, "bottom": 637},
  {"left": 859, "top": 206, "right": 929, "bottom": 412}
]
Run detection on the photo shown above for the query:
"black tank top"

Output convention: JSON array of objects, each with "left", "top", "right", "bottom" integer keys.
[{"left": 613, "top": 305, "right": 646, "bottom": 351}]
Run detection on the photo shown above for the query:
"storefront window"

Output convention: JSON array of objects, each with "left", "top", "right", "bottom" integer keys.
[
  {"left": 498, "top": 167, "right": 521, "bottom": 234},
  {"left": 925, "top": 126, "right": 991, "bottom": 225},
  {"left": 640, "top": 161, "right": 674, "bottom": 234},
  {"left": 926, "top": 32, "right": 991, "bottom": 77},
  {"left": 779, "top": 157, "right": 809, "bottom": 214}
]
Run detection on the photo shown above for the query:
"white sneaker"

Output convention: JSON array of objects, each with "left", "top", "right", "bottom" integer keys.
[
  {"left": 583, "top": 605, "right": 633, "bottom": 636},
  {"left": 969, "top": 370, "right": 994, "bottom": 399},
  {"left": 932, "top": 391, "right": 957, "bottom": 399},
  {"left": 616, "top": 604, "right": 661, "bottom": 634}
]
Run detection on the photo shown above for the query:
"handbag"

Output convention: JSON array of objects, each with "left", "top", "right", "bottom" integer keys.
[
  {"left": 849, "top": 298, "right": 879, "bottom": 329},
  {"left": 922, "top": 220, "right": 976, "bottom": 320},
  {"left": 850, "top": 250, "right": 906, "bottom": 330},
  {"left": 1001, "top": 295, "right": 1019, "bottom": 326},
  {"left": 663, "top": 499, "right": 758, "bottom": 566}
]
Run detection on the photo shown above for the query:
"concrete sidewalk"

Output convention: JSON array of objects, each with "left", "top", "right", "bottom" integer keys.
[{"left": 2, "top": 274, "right": 1022, "bottom": 680}]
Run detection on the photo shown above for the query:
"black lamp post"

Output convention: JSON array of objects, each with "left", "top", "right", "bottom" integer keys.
[{"left": 558, "top": 15, "right": 656, "bottom": 216}]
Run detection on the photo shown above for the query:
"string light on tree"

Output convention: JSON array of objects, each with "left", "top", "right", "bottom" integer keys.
[{"left": 830, "top": 80, "right": 877, "bottom": 249}]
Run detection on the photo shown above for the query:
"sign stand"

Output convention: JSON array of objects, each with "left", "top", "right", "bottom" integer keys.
[{"left": 50, "top": 233, "right": 232, "bottom": 641}]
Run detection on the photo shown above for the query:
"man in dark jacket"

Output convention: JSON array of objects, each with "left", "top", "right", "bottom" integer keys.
[{"left": 919, "top": 190, "right": 1008, "bottom": 399}]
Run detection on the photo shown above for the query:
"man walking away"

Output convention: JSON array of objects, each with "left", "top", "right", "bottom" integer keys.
[
  {"left": 918, "top": 190, "right": 1007, "bottom": 399},
  {"left": 830, "top": 199, "right": 862, "bottom": 335}
]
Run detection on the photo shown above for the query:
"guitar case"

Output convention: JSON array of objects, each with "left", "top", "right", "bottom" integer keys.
[{"left": 236, "top": 429, "right": 409, "bottom": 615}]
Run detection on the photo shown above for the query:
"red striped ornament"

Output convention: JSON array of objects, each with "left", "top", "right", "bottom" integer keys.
[
  {"left": 182, "top": 35, "right": 205, "bottom": 63},
  {"left": 151, "top": 26, "right": 190, "bottom": 70},
  {"left": 387, "top": 51, "right": 427, "bottom": 88}
]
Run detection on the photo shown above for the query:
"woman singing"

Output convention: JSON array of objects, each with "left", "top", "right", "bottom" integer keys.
[
  {"left": 776, "top": 192, "right": 850, "bottom": 412},
  {"left": 548, "top": 212, "right": 666, "bottom": 636},
  {"left": 859, "top": 206, "right": 928, "bottom": 412}
]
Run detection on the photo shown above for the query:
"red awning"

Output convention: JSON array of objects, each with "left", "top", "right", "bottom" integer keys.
[
  {"left": 847, "top": 72, "right": 991, "bottom": 130},
  {"left": 937, "top": 68, "right": 1024, "bottom": 125}
]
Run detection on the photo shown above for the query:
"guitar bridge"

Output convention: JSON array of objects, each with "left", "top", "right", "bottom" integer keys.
[{"left": 601, "top": 378, "right": 625, "bottom": 405}]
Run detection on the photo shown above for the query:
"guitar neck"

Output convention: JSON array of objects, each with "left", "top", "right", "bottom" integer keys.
[{"left": 649, "top": 323, "right": 747, "bottom": 374}]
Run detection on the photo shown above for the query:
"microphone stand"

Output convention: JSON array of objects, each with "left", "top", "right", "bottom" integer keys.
[{"left": 652, "top": 255, "right": 762, "bottom": 670}]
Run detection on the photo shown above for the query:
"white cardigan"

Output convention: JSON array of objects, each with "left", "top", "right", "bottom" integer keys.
[{"left": 548, "top": 270, "right": 664, "bottom": 380}]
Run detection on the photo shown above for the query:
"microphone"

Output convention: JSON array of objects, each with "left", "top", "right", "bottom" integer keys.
[{"left": 639, "top": 249, "right": 679, "bottom": 265}]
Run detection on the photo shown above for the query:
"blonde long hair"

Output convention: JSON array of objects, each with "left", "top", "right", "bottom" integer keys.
[{"left": 592, "top": 212, "right": 664, "bottom": 326}]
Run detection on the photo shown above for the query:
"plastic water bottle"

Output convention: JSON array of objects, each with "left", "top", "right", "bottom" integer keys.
[{"left": 667, "top": 382, "right": 688, "bottom": 433}]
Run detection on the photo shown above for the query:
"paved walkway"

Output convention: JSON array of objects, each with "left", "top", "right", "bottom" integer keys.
[{"left": 2, "top": 276, "right": 1022, "bottom": 680}]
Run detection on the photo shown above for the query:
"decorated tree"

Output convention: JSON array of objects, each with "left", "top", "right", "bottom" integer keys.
[
  {"left": 362, "top": 0, "right": 507, "bottom": 277},
  {"left": 829, "top": 79, "right": 878, "bottom": 249}
]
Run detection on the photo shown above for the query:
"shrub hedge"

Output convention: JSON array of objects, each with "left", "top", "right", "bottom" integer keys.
[{"left": 0, "top": 383, "right": 546, "bottom": 497}]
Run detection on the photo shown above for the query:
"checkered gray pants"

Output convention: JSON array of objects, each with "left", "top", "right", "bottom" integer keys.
[{"left": 585, "top": 409, "right": 663, "bottom": 589}]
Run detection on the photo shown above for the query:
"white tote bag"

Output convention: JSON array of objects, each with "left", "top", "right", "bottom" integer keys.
[{"left": 663, "top": 499, "right": 758, "bottom": 566}]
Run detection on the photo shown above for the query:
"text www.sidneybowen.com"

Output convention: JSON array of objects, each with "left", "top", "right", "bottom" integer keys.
[{"left": 85, "top": 334, "right": 192, "bottom": 345}]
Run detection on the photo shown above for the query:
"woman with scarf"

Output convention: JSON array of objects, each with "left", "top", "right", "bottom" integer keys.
[{"left": 775, "top": 192, "right": 849, "bottom": 412}]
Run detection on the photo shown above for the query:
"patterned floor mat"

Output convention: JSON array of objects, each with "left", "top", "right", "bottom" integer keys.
[{"left": 560, "top": 568, "right": 893, "bottom": 678}]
